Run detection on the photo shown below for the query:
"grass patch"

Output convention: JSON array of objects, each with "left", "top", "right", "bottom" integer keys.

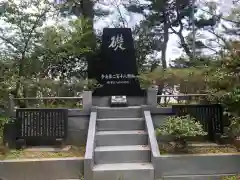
[
  {"left": 0, "top": 145, "right": 85, "bottom": 160},
  {"left": 221, "top": 175, "right": 240, "bottom": 180},
  {"left": 159, "top": 142, "right": 240, "bottom": 155}
]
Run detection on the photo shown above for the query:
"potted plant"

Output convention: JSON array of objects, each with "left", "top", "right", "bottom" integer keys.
[
  {"left": 228, "top": 116, "right": 240, "bottom": 151},
  {"left": 156, "top": 115, "right": 207, "bottom": 152}
]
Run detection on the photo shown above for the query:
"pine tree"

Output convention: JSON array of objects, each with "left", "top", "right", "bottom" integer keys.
[{"left": 125, "top": 0, "right": 220, "bottom": 63}]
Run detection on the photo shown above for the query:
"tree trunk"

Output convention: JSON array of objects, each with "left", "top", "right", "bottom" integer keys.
[
  {"left": 177, "top": 33, "right": 193, "bottom": 59},
  {"left": 14, "top": 54, "right": 27, "bottom": 108},
  {"left": 158, "top": 16, "right": 169, "bottom": 103},
  {"left": 81, "top": 0, "right": 96, "bottom": 50},
  {"left": 161, "top": 20, "right": 168, "bottom": 70}
]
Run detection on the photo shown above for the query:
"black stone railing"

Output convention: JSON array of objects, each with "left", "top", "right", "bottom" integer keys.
[{"left": 172, "top": 104, "right": 223, "bottom": 141}]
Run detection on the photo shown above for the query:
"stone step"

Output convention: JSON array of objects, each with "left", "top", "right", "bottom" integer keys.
[
  {"left": 94, "top": 145, "right": 151, "bottom": 164},
  {"left": 97, "top": 118, "right": 145, "bottom": 131},
  {"left": 95, "top": 130, "right": 148, "bottom": 146},
  {"left": 97, "top": 106, "right": 142, "bottom": 118},
  {"left": 93, "top": 163, "right": 154, "bottom": 180}
]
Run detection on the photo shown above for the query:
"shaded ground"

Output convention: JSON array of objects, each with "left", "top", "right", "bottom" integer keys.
[
  {"left": 159, "top": 142, "right": 240, "bottom": 154},
  {"left": 0, "top": 145, "right": 85, "bottom": 160}
]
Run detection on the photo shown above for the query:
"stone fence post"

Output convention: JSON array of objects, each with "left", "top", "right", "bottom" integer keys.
[
  {"left": 8, "top": 94, "right": 15, "bottom": 117},
  {"left": 147, "top": 87, "right": 157, "bottom": 107},
  {"left": 82, "top": 91, "right": 92, "bottom": 113}
]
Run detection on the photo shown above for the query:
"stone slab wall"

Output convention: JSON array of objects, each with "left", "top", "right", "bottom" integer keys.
[
  {"left": 67, "top": 109, "right": 89, "bottom": 146},
  {"left": 156, "top": 154, "right": 240, "bottom": 177},
  {"left": 0, "top": 158, "right": 84, "bottom": 180},
  {"left": 66, "top": 107, "right": 174, "bottom": 146},
  {"left": 151, "top": 107, "right": 174, "bottom": 128}
]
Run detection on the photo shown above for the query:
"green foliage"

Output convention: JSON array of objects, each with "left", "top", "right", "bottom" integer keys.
[
  {"left": 0, "top": 116, "right": 7, "bottom": 144},
  {"left": 228, "top": 116, "right": 240, "bottom": 138},
  {"left": 132, "top": 22, "right": 158, "bottom": 71},
  {"left": 0, "top": 0, "right": 52, "bottom": 56},
  {"left": 156, "top": 115, "right": 207, "bottom": 139},
  {"left": 139, "top": 67, "right": 209, "bottom": 93},
  {"left": 124, "top": 0, "right": 199, "bottom": 68},
  {"left": 83, "top": 79, "right": 102, "bottom": 91},
  {"left": 0, "top": 0, "right": 57, "bottom": 103},
  {"left": 0, "top": 0, "right": 94, "bottom": 108},
  {"left": 58, "top": 0, "right": 110, "bottom": 18},
  {"left": 141, "top": 40, "right": 240, "bottom": 116},
  {"left": 34, "top": 17, "right": 93, "bottom": 80},
  {"left": 0, "top": 0, "right": 238, "bottom": 116},
  {"left": 223, "top": 5, "right": 240, "bottom": 36},
  {"left": 222, "top": 175, "right": 240, "bottom": 180},
  {"left": 206, "top": 46, "right": 240, "bottom": 116},
  {"left": 195, "top": 18, "right": 217, "bottom": 28}
]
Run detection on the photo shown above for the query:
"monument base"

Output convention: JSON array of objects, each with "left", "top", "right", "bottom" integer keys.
[{"left": 92, "top": 85, "right": 146, "bottom": 97}]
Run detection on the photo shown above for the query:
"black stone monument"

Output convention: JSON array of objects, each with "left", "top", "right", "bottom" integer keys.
[{"left": 88, "top": 28, "right": 145, "bottom": 96}]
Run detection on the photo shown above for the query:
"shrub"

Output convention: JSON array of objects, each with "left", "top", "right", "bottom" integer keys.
[
  {"left": 156, "top": 115, "right": 207, "bottom": 139},
  {"left": 156, "top": 115, "right": 207, "bottom": 150},
  {"left": 228, "top": 116, "right": 240, "bottom": 138}
]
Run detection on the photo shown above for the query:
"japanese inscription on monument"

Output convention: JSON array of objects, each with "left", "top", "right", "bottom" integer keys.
[{"left": 108, "top": 34, "right": 126, "bottom": 51}]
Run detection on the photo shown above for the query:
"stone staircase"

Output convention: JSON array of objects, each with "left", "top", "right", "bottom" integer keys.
[{"left": 92, "top": 106, "right": 154, "bottom": 180}]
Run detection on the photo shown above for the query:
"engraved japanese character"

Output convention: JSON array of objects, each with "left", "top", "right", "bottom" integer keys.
[{"left": 108, "top": 34, "right": 126, "bottom": 51}]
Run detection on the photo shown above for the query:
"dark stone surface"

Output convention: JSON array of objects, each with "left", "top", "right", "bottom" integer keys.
[{"left": 88, "top": 28, "right": 145, "bottom": 96}]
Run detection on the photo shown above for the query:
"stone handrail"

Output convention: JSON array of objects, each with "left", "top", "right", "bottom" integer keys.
[
  {"left": 144, "top": 111, "right": 160, "bottom": 157},
  {"left": 143, "top": 110, "right": 161, "bottom": 179},
  {"left": 84, "top": 110, "right": 97, "bottom": 180}
]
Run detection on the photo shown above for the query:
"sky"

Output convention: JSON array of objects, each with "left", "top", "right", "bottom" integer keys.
[{"left": 95, "top": 0, "right": 234, "bottom": 62}]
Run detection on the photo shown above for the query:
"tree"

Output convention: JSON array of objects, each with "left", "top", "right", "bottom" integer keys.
[
  {"left": 170, "top": 1, "right": 222, "bottom": 59},
  {"left": 125, "top": 0, "right": 177, "bottom": 69},
  {"left": 0, "top": 0, "right": 56, "bottom": 102},
  {"left": 125, "top": 0, "right": 221, "bottom": 68},
  {"left": 206, "top": 41, "right": 240, "bottom": 116},
  {"left": 34, "top": 18, "right": 93, "bottom": 80},
  {"left": 222, "top": 3, "right": 240, "bottom": 37},
  {"left": 125, "top": 0, "right": 219, "bottom": 100},
  {"left": 132, "top": 20, "right": 160, "bottom": 72},
  {"left": 139, "top": 66, "right": 209, "bottom": 96},
  {"left": 0, "top": 0, "right": 93, "bottom": 108},
  {"left": 57, "top": 0, "right": 111, "bottom": 50}
]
